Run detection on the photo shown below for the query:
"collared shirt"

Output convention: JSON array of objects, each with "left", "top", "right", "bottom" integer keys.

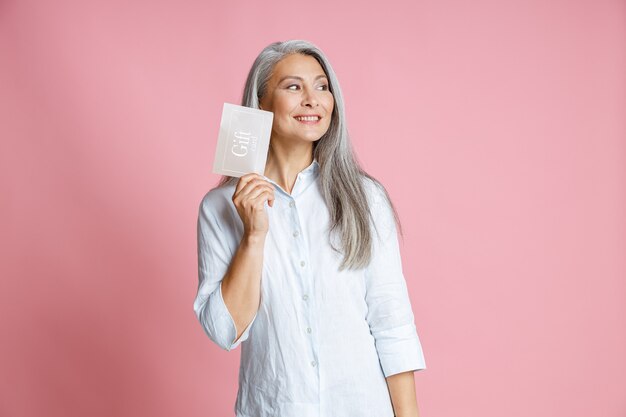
[{"left": 194, "top": 158, "right": 426, "bottom": 417}]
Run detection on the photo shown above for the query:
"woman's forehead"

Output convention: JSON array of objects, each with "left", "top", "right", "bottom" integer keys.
[{"left": 271, "top": 54, "right": 326, "bottom": 80}]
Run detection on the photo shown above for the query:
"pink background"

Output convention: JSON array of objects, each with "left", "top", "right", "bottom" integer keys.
[{"left": 1, "top": 0, "right": 624, "bottom": 416}]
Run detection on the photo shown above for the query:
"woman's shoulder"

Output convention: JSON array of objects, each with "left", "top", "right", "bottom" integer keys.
[
  {"left": 360, "top": 175, "right": 388, "bottom": 207},
  {"left": 198, "top": 183, "right": 237, "bottom": 217},
  {"left": 359, "top": 174, "right": 398, "bottom": 240}
]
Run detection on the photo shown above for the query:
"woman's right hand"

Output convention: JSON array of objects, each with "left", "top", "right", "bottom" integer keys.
[{"left": 232, "top": 173, "right": 276, "bottom": 238}]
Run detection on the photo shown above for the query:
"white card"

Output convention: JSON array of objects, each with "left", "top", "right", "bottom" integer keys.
[{"left": 212, "top": 102, "right": 273, "bottom": 178}]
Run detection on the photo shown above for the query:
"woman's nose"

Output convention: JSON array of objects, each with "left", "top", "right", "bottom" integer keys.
[{"left": 301, "top": 87, "right": 319, "bottom": 107}]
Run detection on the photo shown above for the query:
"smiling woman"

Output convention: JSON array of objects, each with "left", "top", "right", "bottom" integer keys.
[
  {"left": 258, "top": 54, "right": 335, "bottom": 155},
  {"left": 194, "top": 39, "right": 427, "bottom": 417}
]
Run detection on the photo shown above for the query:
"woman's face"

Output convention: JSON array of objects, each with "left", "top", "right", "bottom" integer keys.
[{"left": 259, "top": 53, "right": 334, "bottom": 146}]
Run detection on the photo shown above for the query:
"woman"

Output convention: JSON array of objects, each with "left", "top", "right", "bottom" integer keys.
[{"left": 194, "top": 40, "right": 427, "bottom": 417}]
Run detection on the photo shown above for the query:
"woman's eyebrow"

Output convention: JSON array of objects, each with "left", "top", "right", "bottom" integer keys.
[{"left": 278, "top": 75, "right": 328, "bottom": 83}]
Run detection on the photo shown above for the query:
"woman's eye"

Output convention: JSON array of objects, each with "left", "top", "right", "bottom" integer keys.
[{"left": 287, "top": 84, "right": 329, "bottom": 91}]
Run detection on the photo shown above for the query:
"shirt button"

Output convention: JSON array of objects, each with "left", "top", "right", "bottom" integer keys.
[
  {"left": 306, "top": 327, "right": 312, "bottom": 333},
  {"left": 289, "top": 201, "right": 295, "bottom": 208},
  {"left": 311, "top": 360, "right": 317, "bottom": 367},
  {"left": 300, "top": 260, "right": 306, "bottom": 267},
  {"left": 302, "top": 294, "right": 309, "bottom": 301},
  {"left": 293, "top": 230, "right": 299, "bottom": 237}
]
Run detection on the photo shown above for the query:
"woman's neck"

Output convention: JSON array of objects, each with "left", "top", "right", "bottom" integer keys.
[{"left": 264, "top": 145, "right": 314, "bottom": 195}]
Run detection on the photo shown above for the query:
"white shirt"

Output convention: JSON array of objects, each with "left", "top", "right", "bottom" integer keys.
[{"left": 194, "top": 158, "right": 426, "bottom": 417}]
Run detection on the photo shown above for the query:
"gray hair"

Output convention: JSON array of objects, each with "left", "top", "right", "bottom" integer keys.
[{"left": 216, "top": 39, "right": 403, "bottom": 271}]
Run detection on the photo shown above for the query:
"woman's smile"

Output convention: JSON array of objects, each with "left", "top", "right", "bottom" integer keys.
[{"left": 293, "top": 114, "right": 322, "bottom": 125}]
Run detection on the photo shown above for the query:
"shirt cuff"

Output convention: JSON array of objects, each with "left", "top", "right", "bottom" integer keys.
[
  {"left": 205, "top": 280, "right": 258, "bottom": 351},
  {"left": 374, "top": 322, "right": 427, "bottom": 377}
]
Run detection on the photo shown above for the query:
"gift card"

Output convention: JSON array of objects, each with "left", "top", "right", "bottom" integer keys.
[{"left": 212, "top": 102, "right": 273, "bottom": 177}]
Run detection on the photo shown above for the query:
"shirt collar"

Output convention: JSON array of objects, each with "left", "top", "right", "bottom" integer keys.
[
  {"left": 301, "top": 157, "right": 320, "bottom": 176},
  {"left": 261, "top": 158, "right": 319, "bottom": 197}
]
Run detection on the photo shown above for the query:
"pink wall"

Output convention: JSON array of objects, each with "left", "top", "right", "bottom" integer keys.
[{"left": 1, "top": 0, "right": 624, "bottom": 416}]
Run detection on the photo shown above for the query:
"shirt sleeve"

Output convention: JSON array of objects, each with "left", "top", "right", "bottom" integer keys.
[
  {"left": 193, "top": 193, "right": 258, "bottom": 351},
  {"left": 364, "top": 185, "right": 427, "bottom": 377}
]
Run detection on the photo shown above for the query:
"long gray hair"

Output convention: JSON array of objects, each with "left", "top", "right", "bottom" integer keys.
[{"left": 216, "top": 39, "right": 404, "bottom": 271}]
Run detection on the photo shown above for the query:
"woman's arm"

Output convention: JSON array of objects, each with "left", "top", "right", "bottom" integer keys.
[
  {"left": 361, "top": 180, "right": 427, "bottom": 415},
  {"left": 194, "top": 174, "right": 274, "bottom": 351},
  {"left": 220, "top": 232, "right": 265, "bottom": 341},
  {"left": 386, "top": 371, "right": 420, "bottom": 417},
  {"left": 194, "top": 197, "right": 265, "bottom": 351},
  {"left": 221, "top": 174, "right": 275, "bottom": 341}
]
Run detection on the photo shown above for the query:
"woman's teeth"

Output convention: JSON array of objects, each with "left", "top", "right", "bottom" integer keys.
[{"left": 295, "top": 116, "right": 320, "bottom": 121}]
